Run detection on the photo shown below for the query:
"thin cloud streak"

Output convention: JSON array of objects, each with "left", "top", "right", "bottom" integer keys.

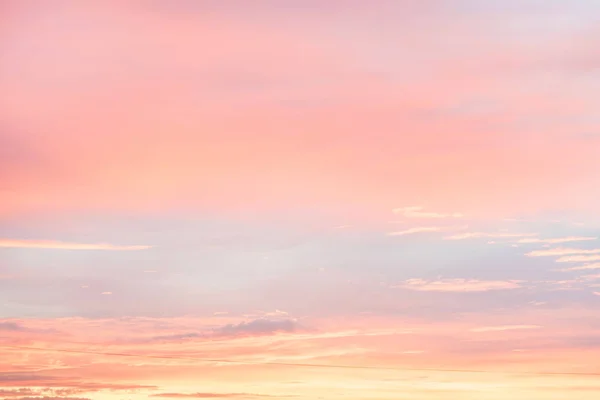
[
  {"left": 444, "top": 232, "right": 537, "bottom": 240},
  {"left": 392, "top": 206, "right": 464, "bottom": 219},
  {"left": 526, "top": 248, "right": 600, "bottom": 257},
  {"left": 559, "top": 263, "right": 600, "bottom": 272},
  {"left": 0, "top": 239, "right": 151, "bottom": 251},
  {"left": 555, "top": 255, "right": 600, "bottom": 263},
  {"left": 470, "top": 325, "right": 541, "bottom": 333},
  {"left": 518, "top": 237, "right": 598, "bottom": 244},
  {"left": 393, "top": 278, "right": 523, "bottom": 292}
]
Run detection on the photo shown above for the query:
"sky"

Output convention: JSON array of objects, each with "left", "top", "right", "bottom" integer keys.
[{"left": 1, "top": 0, "right": 600, "bottom": 399}]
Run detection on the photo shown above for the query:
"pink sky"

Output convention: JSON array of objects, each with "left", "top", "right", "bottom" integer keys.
[{"left": 2, "top": 1, "right": 600, "bottom": 399}]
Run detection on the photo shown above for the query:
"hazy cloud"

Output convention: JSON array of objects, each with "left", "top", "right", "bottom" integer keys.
[
  {"left": 444, "top": 232, "right": 537, "bottom": 240},
  {"left": 470, "top": 325, "right": 541, "bottom": 333},
  {"left": 392, "top": 206, "right": 464, "bottom": 219},
  {"left": 518, "top": 237, "right": 597, "bottom": 244},
  {"left": 0, "top": 239, "right": 150, "bottom": 251},
  {"left": 526, "top": 248, "right": 600, "bottom": 257},
  {"left": 393, "top": 278, "right": 523, "bottom": 292}
]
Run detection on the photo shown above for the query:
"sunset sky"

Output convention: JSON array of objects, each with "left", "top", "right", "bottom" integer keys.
[{"left": 2, "top": 1, "right": 600, "bottom": 399}]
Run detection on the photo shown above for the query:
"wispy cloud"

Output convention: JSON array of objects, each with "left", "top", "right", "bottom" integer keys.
[
  {"left": 559, "top": 263, "right": 600, "bottom": 272},
  {"left": 392, "top": 206, "right": 463, "bottom": 219},
  {"left": 470, "top": 325, "right": 541, "bottom": 333},
  {"left": 387, "top": 225, "right": 467, "bottom": 236},
  {"left": 151, "top": 393, "right": 277, "bottom": 399},
  {"left": 526, "top": 248, "right": 600, "bottom": 257},
  {"left": 393, "top": 278, "right": 523, "bottom": 292},
  {"left": 0, "top": 239, "right": 151, "bottom": 251},
  {"left": 444, "top": 232, "right": 537, "bottom": 240},
  {"left": 150, "top": 318, "right": 305, "bottom": 343},
  {"left": 518, "top": 236, "right": 597, "bottom": 244},
  {"left": 555, "top": 255, "right": 600, "bottom": 263}
]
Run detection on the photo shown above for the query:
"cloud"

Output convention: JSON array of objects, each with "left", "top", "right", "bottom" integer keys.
[
  {"left": 470, "top": 325, "right": 541, "bottom": 333},
  {"left": 150, "top": 318, "right": 304, "bottom": 343},
  {"left": 559, "top": 263, "right": 600, "bottom": 272},
  {"left": 392, "top": 206, "right": 464, "bottom": 219},
  {"left": 526, "top": 248, "right": 600, "bottom": 257},
  {"left": 555, "top": 255, "right": 600, "bottom": 263},
  {"left": 393, "top": 278, "right": 523, "bottom": 292},
  {"left": 214, "top": 318, "right": 302, "bottom": 338},
  {"left": 0, "top": 390, "right": 41, "bottom": 398},
  {"left": 518, "top": 236, "right": 597, "bottom": 244},
  {"left": 151, "top": 394, "right": 277, "bottom": 399},
  {"left": 387, "top": 226, "right": 443, "bottom": 236},
  {"left": 444, "top": 232, "right": 537, "bottom": 240},
  {"left": 387, "top": 225, "right": 467, "bottom": 236},
  {"left": 0, "top": 239, "right": 150, "bottom": 251},
  {"left": 0, "top": 321, "right": 27, "bottom": 331},
  {"left": 6, "top": 397, "right": 90, "bottom": 400}
]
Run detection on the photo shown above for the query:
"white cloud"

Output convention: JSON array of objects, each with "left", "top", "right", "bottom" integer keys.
[
  {"left": 393, "top": 278, "right": 523, "bottom": 292},
  {"left": 470, "top": 325, "right": 541, "bottom": 333},
  {"left": 0, "top": 239, "right": 151, "bottom": 251},
  {"left": 392, "top": 206, "right": 463, "bottom": 219},
  {"left": 518, "top": 236, "right": 597, "bottom": 244},
  {"left": 526, "top": 248, "right": 600, "bottom": 257}
]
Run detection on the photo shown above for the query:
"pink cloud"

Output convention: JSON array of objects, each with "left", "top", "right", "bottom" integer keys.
[
  {"left": 470, "top": 325, "right": 541, "bottom": 333},
  {"left": 518, "top": 237, "right": 598, "bottom": 244},
  {"left": 555, "top": 255, "right": 600, "bottom": 263},
  {"left": 393, "top": 278, "right": 523, "bottom": 292},
  {"left": 444, "top": 232, "right": 537, "bottom": 240},
  {"left": 0, "top": 239, "right": 150, "bottom": 251},
  {"left": 392, "top": 206, "right": 464, "bottom": 219},
  {"left": 526, "top": 248, "right": 600, "bottom": 257}
]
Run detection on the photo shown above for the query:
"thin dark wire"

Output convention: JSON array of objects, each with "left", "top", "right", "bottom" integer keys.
[{"left": 3, "top": 345, "right": 600, "bottom": 377}]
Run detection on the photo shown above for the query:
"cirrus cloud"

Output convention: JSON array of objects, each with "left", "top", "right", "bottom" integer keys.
[{"left": 392, "top": 278, "right": 523, "bottom": 292}]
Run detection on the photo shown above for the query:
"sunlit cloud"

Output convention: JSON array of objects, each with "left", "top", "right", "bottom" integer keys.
[
  {"left": 387, "top": 226, "right": 443, "bottom": 236},
  {"left": 392, "top": 206, "right": 464, "bottom": 219},
  {"left": 0, "top": 239, "right": 151, "bottom": 251},
  {"left": 393, "top": 278, "right": 523, "bottom": 292},
  {"left": 444, "top": 232, "right": 537, "bottom": 240},
  {"left": 555, "top": 255, "right": 600, "bottom": 263},
  {"left": 151, "top": 393, "right": 277, "bottom": 399},
  {"left": 470, "top": 325, "right": 541, "bottom": 333},
  {"left": 387, "top": 225, "right": 467, "bottom": 236},
  {"left": 559, "top": 263, "right": 600, "bottom": 272},
  {"left": 518, "top": 237, "right": 597, "bottom": 244},
  {"left": 526, "top": 248, "right": 600, "bottom": 257}
]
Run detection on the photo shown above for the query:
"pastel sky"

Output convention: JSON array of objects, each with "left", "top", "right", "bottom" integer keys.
[{"left": 2, "top": 1, "right": 600, "bottom": 399}]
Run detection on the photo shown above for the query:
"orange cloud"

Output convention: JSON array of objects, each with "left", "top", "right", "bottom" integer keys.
[{"left": 0, "top": 239, "right": 150, "bottom": 251}]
